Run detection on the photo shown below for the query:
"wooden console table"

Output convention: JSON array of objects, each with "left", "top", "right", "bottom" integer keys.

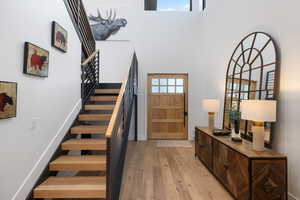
[{"left": 195, "top": 127, "right": 287, "bottom": 200}]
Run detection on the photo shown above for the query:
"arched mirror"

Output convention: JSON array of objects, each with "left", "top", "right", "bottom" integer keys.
[{"left": 223, "top": 32, "right": 280, "bottom": 148}]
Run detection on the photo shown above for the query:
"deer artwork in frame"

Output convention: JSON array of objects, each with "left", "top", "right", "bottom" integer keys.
[{"left": 89, "top": 9, "right": 128, "bottom": 41}]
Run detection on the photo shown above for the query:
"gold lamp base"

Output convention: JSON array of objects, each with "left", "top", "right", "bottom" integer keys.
[{"left": 208, "top": 112, "right": 215, "bottom": 129}]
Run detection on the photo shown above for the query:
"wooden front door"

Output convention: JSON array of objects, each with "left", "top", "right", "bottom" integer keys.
[{"left": 147, "top": 74, "right": 188, "bottom": 139}]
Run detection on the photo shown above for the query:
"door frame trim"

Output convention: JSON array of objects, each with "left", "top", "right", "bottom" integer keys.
[{"left": 147, "top": 73, "right": 189, "bottom": 140}]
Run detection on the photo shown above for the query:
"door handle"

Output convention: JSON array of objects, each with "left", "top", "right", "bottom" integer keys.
[
  {"left": 184, "top": 112, "right": 188, "bottom": 126},
  {"left": 183, "top": 94, "right": 188, "bottom": 126}
]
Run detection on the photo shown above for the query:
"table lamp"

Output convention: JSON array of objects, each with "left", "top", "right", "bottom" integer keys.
[
  {"left": 202, "top": 99, "right": 220, "bottom": 129},
  {"left": 241, "top": 100, "right": 276, "bottom": 151}
]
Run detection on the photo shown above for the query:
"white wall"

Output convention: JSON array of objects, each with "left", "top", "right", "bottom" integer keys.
[
  {"left": 97, "top": 41, "right": 134, "bottom": 83},
  {"left": 198, "top": 0, "right": 300, "bottom": 199},
  {"left": 84, "top": 0, "right": 300, "bottom": 198},
  {"left": 0, "top": 0, "right": 82, "bottom": 199}
]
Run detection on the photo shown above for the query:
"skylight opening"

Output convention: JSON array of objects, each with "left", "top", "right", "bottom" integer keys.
[
  {"left": 145, "top": 0, "right": 192, "bottom": 12},
  {"left": 157, "top": 0, "right": 191, "bottom": 11}
]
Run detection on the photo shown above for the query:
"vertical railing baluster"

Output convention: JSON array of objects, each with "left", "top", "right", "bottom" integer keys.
[
  {"left": 63, "top": 0, "right": 98, "bottom": 108},
  {"left": 80, "top": 51, "right": 99, "bottom": 106},
  {"left": 97, "top": 50, "right": 100, "bottom": 82}
]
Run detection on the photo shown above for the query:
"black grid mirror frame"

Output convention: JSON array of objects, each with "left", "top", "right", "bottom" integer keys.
[{"left": 222, "top": 32, "right": 280, "bottom": 148}]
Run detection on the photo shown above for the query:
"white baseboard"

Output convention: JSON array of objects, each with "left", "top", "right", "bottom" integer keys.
[
  {"left": 289, "top": 193, "right": 299, "bottom": 200},
  {"left": 11, "top": 99, "right": 82, "bottom": 200}
]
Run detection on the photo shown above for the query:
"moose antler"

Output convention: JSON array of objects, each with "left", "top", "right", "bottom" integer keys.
[
  {"left": 89, "top": 9, "right": 117, "bottom": 23},
  {"left": 106, "top": 9, "right": 113, "bottom": 22},
  {"left": 112, "top": 9, "right": 116, "bottom": 21},
  {"left": 89, "top": 9, "right": 105, "bottom": 22}
]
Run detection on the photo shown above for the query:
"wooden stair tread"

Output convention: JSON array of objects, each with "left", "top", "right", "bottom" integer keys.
[
  {"left": 62, "top": 139, "right": 106, "bottom": 150},
  {"left": 50, "top": 155, "right": 106, "bottom": 171},
  {"left": 85, "top": 104, "right": 115, "bottom": 111},
  {"left": 71, "top": 125, "right": 107, "bottom": 134},
  {"left": 78, "top": 114, "right": 112, "bottom": 121},
  {"left": 62, "top": 138, "right": 106, "bottom": 150},
  {"left": 95, "top": 89, "right": 120, "bottom": 94},
  {"left": 90, "top": 95, "right": 118, "bottom": 102},
  {"left": 33, "top": 176, "right": 106, "bottom": 199}
]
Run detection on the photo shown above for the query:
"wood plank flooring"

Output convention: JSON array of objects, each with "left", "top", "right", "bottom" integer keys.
[{"left": 120, "top": 141, "right": 233, "bottom": 200}]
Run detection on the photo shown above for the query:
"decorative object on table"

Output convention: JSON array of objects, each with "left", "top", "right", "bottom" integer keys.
[
  {"left": 52, "top": 21, "right": 68, "bottom": 52},
  {"left": 213, "top": 129, "right": 231, "bottom": 136},
  {"left": 202, "top": 99, "right": 220, "bottom": 129},
  {"left": 223, "top": 32, "right": 280, "bottom": 148},
  {"left": 242, "top": 131, "right": 253, "bottom": 150},
  {"left": 23, "top": 42, "right": 49, "bottom": 77},
  {"left": 241, "top": 100, "right": 276, "bottom": 151},
  {"left": 229, "top": 109, "right": 242, "bottom": 142},
  {"left": 89, "top": 9, "right": 128, "bottom": 41},
  {"left": 0, "top": 81, "right": 17, "bottom": 119}
]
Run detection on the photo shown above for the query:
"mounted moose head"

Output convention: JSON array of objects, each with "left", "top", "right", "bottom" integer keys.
[{"left": 89, "top": 9, "right": 127, "bottom": 41}]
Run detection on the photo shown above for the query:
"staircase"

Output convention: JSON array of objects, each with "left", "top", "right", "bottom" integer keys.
[
  {"left": 33, "top": 87, "right": 120, "bottom": 199},
  {"left": 30, "top": 0, "right": 138, "bottom": 199},
  {"left": 31, "top": 51, "right": 138, "bottom": 199}
]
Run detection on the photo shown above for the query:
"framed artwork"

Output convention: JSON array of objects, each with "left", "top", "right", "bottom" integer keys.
[
  {"left": 52, "top": 21, "right": 68, "bottom": 52},
  {"left": 0, "top": 81, "right": 17, "bottom": 119},
  {"left": 23, "top": 42, "right": 49, "bottom": 77}
]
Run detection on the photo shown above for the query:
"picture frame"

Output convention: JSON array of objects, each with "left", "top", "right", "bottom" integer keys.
[
  {"left": 23, "top": 42, "right": 49, "bottom": 77},
  {"left": 52, "top": 21, "right": 68, "bottom": 52},
  {"left": 0, "top": 81, "right": 17, "bottom": 119}
]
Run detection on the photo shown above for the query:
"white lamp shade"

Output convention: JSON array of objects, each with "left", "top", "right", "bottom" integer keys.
[
  {"left": 241, "top": 100, "right": 276, "bottom": 122},
  {"left": 202, "top": 99, "right": 220, "bottom": 112}
]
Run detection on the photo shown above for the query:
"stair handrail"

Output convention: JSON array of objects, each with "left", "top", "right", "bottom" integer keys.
[
  {"left": 105, "top": 52, "right": 138, "bottom": 200},
  {"left": 105, "top": 79, "right": 127, "bottom": 138},
  {"left": 106, "top": 53, "right": 138, "bottom": 139},
  {"left": 81, "top": 50, "right": 99, "bottom": 66}
]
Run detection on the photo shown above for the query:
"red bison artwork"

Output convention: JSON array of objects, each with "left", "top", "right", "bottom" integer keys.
[
  {"left": 0, "top": 93, "right": 13, "bottom": 112},
  {"left": 30, "top": 49, "right": 47, "bottom": 70}
]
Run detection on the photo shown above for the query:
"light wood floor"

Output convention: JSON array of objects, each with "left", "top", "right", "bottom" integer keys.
[{"left": 120, "top": 141, "right": 233, "bottom": 200}]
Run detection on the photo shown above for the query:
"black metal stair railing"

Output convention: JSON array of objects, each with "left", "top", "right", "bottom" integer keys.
[
  {"left": 105, "top": 53, "right": 138, "bottom": 200},
  {"left": 63, "top": 0, "right": 99, "bottom": 105},
  {"left": 81, "top": 50, "right": 100, "bottom": 106},
  {"left": 63, "top": 0, "right": 95, "bottom": 58}
]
